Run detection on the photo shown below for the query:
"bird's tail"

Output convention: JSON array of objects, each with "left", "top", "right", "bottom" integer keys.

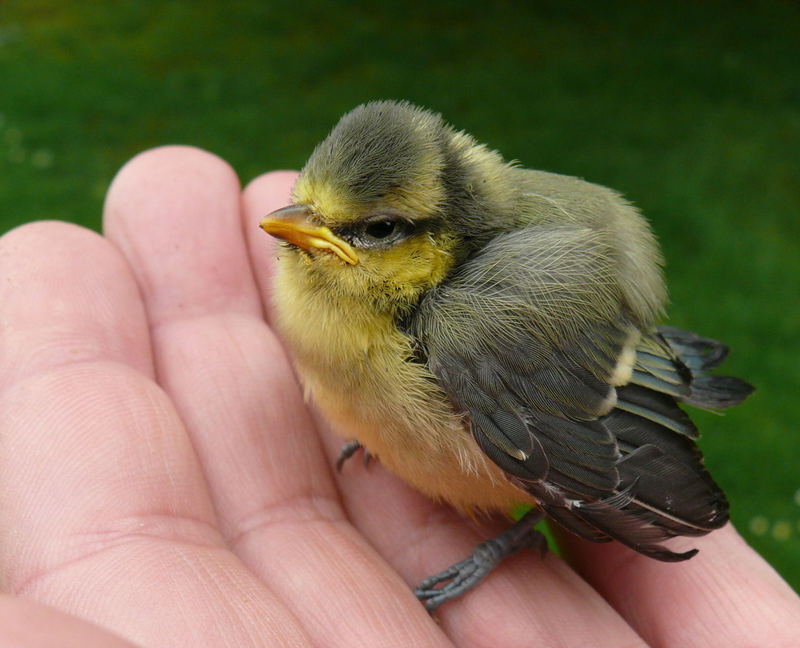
[{"left": 657, "top": 326, "right": 755, "bottom": 409}]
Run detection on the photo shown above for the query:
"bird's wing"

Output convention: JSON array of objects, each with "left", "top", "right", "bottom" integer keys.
[{"left": 412, "top": 223, "right": 747, "bottom": 560}]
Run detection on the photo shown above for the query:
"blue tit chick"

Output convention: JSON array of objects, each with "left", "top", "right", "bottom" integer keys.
[{"left": 260, "top": 101, "right": 753, "bottom": 611}]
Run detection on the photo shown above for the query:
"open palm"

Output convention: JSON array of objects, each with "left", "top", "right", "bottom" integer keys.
[{"left": 1, "top": 147, "right": 797, "bottom": 647}]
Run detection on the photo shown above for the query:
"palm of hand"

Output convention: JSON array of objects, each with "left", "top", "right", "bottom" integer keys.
[{"left": 0, "top": 147, "right": 797, "bottom": 647}]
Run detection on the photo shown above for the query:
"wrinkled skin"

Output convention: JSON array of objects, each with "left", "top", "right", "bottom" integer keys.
[{"left": 0, "top": 146, "right": 798, "bottom": 648}]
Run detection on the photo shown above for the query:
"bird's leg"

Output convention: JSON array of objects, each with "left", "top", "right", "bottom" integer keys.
[
  {"left": 335, "top": 440, "right": 373, "bottom": 472},
  {"left": 414, "top": 509, "right": 547, "bottom": 612}
]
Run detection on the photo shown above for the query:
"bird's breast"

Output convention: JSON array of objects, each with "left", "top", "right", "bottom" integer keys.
[{"left": 273, "top": 258, "right": 535, "bottom": 512}]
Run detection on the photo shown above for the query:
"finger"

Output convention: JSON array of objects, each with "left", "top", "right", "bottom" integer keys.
[
  {"left": 242, "top": 169, "right": 296, "bottom": 326},
  {"left": 0, "top": 595, "right": 138, "bottom": 647},
  {"left": 106, "top": 153, "right": 446, "bottom": 647},
  {"left": 558, "top": 523, "right": 800, "bottom": 646},
  {"left": 241, "top": 171, "right": 448, "bottom": 647},
  {"left": 0, "top": 221, "right": 310, "bottom": 647}
]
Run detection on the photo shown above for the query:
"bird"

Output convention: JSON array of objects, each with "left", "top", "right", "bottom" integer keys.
[{"left": 259, "top": 100, "right": 754, "bottom": 611}]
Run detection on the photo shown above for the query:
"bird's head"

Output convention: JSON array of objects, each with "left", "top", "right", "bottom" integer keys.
[{"left": 261, "top": 101, "right": 515, "bottom": 316}]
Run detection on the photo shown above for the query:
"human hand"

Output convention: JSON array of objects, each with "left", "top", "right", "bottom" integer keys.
[{"left": 1, "top": 147, "right": 797, "bottom": 647}]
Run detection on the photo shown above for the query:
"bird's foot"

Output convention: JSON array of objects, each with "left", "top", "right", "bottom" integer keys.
[
  {"left": 335, "top": 440, "right": 373, "bottom": 473},
  {"left": 413, "top": 510, "right": 547, "bottom": 612}
]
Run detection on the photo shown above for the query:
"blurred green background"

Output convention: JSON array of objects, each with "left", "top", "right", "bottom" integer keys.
[{"left": 1, "top": 1, "right": 798, "bottom": 592}]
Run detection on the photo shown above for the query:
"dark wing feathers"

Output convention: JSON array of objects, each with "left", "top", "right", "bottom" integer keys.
[
  {"left": 567, "top": 323, "right": 629, "bottom": 383},
  {"left": 472, "top": 421, "right": 548, "bottom": 482},
  {"left": 526, "top": 410, "right": 620, "bottom": 496},
  {"left": 470, "top": 409, "right": 534, "bottom": 462},
  {"left": 615, "top": 382, "right": 699, "bottom": 438},
  {"left": 602, "top": 409, "right": 702, "bottom": 460},
  {"left": 534, "top": 348, "right": 617, "bottom": 418},
  {"left": 414, "top": 225, "right": 752, "bottom": 561},
  {"left": 617, "top": 445, "right": 729, "bottom": 534},
  {"left": 541, "top": 504, "right": 613, "bottom": 543}
]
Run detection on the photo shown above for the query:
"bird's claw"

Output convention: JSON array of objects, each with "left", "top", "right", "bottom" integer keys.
[
  {"left": 336, "top": 440, "right": 373, "bottom": 472},
  {"left": 413, "top": 510, "right": 547, "bottom": 612}
]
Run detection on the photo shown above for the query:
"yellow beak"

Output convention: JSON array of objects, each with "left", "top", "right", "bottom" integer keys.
[{"left": 260, "top": 205, "right": 359, "bottom": 266}]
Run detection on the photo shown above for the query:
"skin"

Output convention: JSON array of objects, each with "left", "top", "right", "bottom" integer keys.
[{"left": 0, "top": 146, "right": 798, "bottom": 647}]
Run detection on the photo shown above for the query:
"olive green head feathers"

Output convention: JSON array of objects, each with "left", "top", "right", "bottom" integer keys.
[
  {"left": 294, "top": 100, "right": 512, "bottom": 241},
  {"left": 265, "top": 100, "right": 665, "bottom": 325}
]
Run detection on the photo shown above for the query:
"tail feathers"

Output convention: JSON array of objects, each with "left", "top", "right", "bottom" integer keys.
[
  {"left": 631, "top": 327, "right": 754, "bottom": 411},
  {"left": 681, "top": 375, "right": 755, "bottom": 410},
  {"left": 657, "top": 326, "right": 731, "bottom": 371}
]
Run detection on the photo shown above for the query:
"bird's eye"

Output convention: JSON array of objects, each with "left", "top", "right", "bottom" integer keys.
[
  {"left": 336, "top": 214, "right": 418, "bottom": 249},
  {"left": 364, "top": 219, "right": 398, "bottom": 240}
]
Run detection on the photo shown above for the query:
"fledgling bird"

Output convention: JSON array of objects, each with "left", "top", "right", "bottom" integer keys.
[{"left": 260, "top": 100, "right": 753, "bottom": 611}]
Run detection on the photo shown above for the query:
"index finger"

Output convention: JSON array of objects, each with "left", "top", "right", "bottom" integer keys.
[
  {"left": 558, "top": 523, "right": 800, "bottom": 646},
  {"left": 105, "top": 149, "right": 448, "bottom": 647}
]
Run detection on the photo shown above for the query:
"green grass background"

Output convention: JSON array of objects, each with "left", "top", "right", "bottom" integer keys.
[{"left": 2, "top": 1, "right": 798, "bottom": 592}]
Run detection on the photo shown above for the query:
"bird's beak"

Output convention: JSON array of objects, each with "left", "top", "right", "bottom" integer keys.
[{"left": 260, "top": 205, "right": 359, "bottom": 266}]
